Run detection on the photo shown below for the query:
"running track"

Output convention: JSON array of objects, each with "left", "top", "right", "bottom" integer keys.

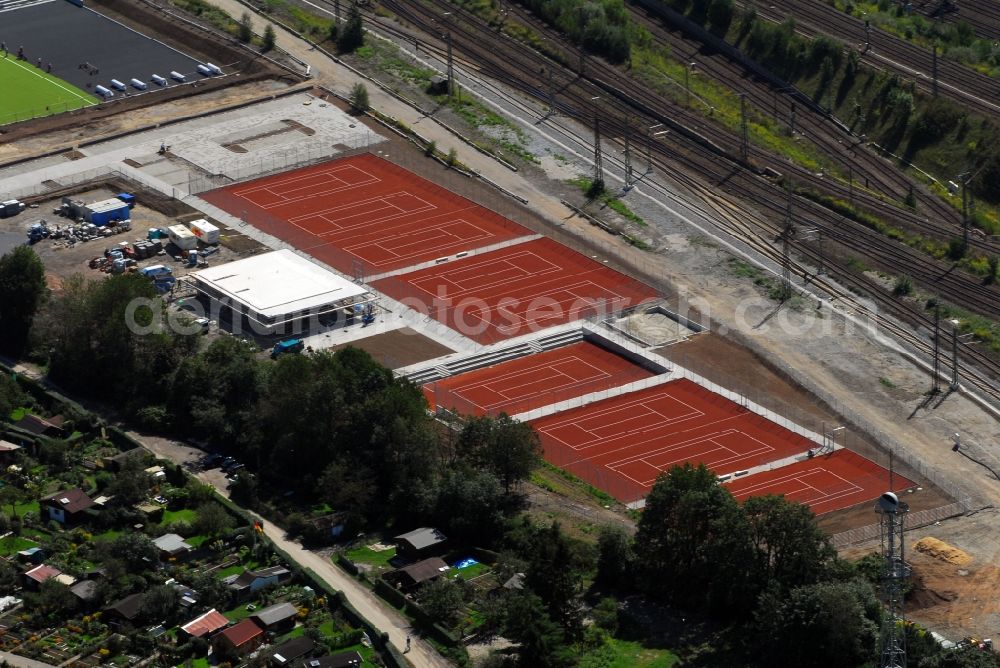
[
  {"left": 529, "top": 378, "right": 815, "bottom": 503},
  {"left": 422, "top": 341, "right": 655, "bottom": 416},
  {"left": 724, "top": 449, "right": 915, "bottom": 515},
  {"left": 202, "top": 154, "right": 529, "bottom": 275},
  {"left": 374, "top": 238, "right": 658, "bottom": 344}
]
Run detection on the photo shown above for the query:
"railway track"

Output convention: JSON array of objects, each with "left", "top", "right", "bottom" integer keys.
[
  {"left": 614, "top": 2, "right": 1000, "bottom": 256},
  {"left": 914, "top": 0, "right": 1000, "bottom": 40},
  {"left": 740, "top": 0, "right": 1000, "bottom": 117},
  {"left": 451, "top": 2, "right": 1000, "bottom": 314},
  {"left": 364, "top": 0, "right": 1000, "bottom": 404}
]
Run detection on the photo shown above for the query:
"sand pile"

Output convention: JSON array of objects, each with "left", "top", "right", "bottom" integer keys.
[{"left": 914, "top": 537, "right": 972, "bottom": 566}]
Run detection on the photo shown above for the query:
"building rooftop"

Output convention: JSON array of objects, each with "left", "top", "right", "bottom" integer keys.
[
  {"left": 301, "top": 652, "right": 363, "bottom": 668},
  {"left": 181, "top": 608, "right": 229, "bottom": 637},
  {"left": 0, "top": 439, "right": 22, "bottom": 453},
  {"left": 190, "top": 249, "right": 368, "bottom": 321},
  {"left": 106, "top": 592, "right": 145, "bottom": 620},
  {"left": 272, "top": 636, "right": 316, "bottom": 664},
  {"left": 251, "top": 601, "right": 298, "bottom": 627},
  {"left": 217, "top": 618, "right": 263, "bottom": 647},
  {"left": 398, "top": 557, "right": 449, "bottom": 586},
  {"left": 24, "top": 564, "right": 62, "bottom": 583},
  {"left": 394, "top": 527, "right": 447, "bottom": 552},
  {"left": 40, "top": 488, "right": 95, "bottom": 515},
  {"left": 153, "top": 533, "right": 192, "bottom": 554}
]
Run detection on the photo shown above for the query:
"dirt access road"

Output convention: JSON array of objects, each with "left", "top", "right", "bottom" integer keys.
[{"left": 136, "top": 434, "right": 451, "bottom": 668}]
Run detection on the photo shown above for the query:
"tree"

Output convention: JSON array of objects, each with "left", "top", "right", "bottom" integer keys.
[
  {"left": 595, "top": 525, "right": 634, "bottom": 590},
  {"left": 432, "top": 468, "right": 506, "bottom": 545},
  {"left": 0, "top": 246, "right": 47, "bottom": 356},
  {"left": 419, "top": 578, "right": 464, "bottom": 627},
  {"left": 327, "top": 21, "right": 339, "bottom": 43},
  {"left": 633, "top": 464, "right": 755, "bottom": 614},
  {"left": 743, "top": 494, "right": 836, "bottom": 596},
  {"left": 262, "top": 23, "right": 276, "bottom": 52},
  {"left": 30, "top": 579, "right": 76, "bottom": 618},
  {"left": 918, "top": 646, "right": 1000, "bottom": 668},
  {"left": 349, "top": 82, "right": 369, "bottom": 114},
  {"left": 337, "top": 3, "right": 364, "bottom": 53},
  {"left": 0, "top": 373, "right": 24, "bottom": 421},
  {"left": 104, "top": 533, "right": 158, "bottom": 571},
  {"left": 523, "top": 522, "right": 585, "bottom": 639},
  {"left": 194, "top": 502, "right": 234, "bottom": 538},
  {"left": 503, "top": 592, "right": 575, "bottom": 668},
  {"left": 753, "top": 579, "right": 880, "bottom": 668},
  {"left": 707, "top": 0, "right": 734, "bottom": 35},
  {"left": 141, "top": 585, "right": 180, "bottom": 624},
  {"left": 457, "top": 414, "right": 540, "bottom": 494},
  {"left": 238, "top": 12, "right": 253, "bottom": 43}
]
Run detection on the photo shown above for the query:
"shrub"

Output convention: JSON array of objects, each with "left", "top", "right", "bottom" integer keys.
[{"left": 349, "top": 83, "right": 369, "bottom": 114}]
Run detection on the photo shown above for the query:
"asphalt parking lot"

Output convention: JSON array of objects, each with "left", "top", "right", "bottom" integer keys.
[{"left": 0, "top": 1, "right": 204, "bottom": 94}]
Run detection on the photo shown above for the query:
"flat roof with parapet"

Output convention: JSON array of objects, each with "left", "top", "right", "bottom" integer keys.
[{"left": 190, "top": 249, "right": 369, "bottom": 319}]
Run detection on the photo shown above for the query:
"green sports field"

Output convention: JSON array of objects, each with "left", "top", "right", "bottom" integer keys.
[{"left": 0, "top": 55, "right": 97, "bottom": 126}]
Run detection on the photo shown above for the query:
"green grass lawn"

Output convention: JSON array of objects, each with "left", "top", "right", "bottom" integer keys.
[
  {"left": 185, "top": 534, "right": 210, "bottom": 548},
  {"left": 0, "top": 535, "right": 37, "bottom": 556},
  {"left": 578, "top": 639, "right": 679, "bottom": 668},
  {"left": 448, "top": 561, "right": 490, "bottom": 581},
  {"left": 344, "top": 544, "right": 396, "bottom": 569},
  {"left": 335, "top": 643, "right": 379, "bottom": 668},
  {"left": 14, "top": 500, "right": 39, "bottom": 518},
  {"left": 160, "top": 508, "right": 197, "bottom": 525},
  {"left": 222, "top": 603, "right": 256, "bottom": 622},
  {"left": 0, "top": 57, "right": 97, "bottom": 125}
]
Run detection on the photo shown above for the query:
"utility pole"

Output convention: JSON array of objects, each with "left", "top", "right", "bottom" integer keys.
[
  {"left": 685, "top": 62, "right": 695, "bottom": 108},
  {"left": 849, "top": 166, "right": 855, "bottom": 207},
  {"left": 789, "top": 102, "right": 797, "bottom": 136},
  {"left": 645, "top": 124, "right": 659, "bottom": 176},
  {"left": 593, "top": 115, "right": 604, "bottom": 192},
  {"left": 739, "top": 93, "right": 750, "bottom": 163},
  {"left": 960, "top": 172, "right": 972, "bottom": 248},
  {"left": 932, "top": 44, "right": 939, "bottom": 97},
  {"left": 446, "top": 31, "right": 455, "bottom": 99},
  {"left": 864, "top": 18, "right": 871, "bottom": 52},
  {"left": 334, "top": 0, "right": 340, "bottom": 22},
  {"left": 623, "top": 120, "right": 633, "bottom": 189},
  {"left": 931, "top": 304, "right": 941, "bottom": 395},
  {"left": 779, "top": 179, "right": 795, "bottom": 301},
  {"left": 950, "top": 318, "right": 960, "bottom": 391}
]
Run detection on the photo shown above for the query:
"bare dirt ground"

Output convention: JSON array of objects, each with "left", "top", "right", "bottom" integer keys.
[
  {"left": 327, "top": 327, "right": 455, "bottom": 369},
  {"left": 844, "top": 509, "right": 1000, "bottom": 643},
  {"left": 0, "top": 80, "right": 295, "bottom": 164}
]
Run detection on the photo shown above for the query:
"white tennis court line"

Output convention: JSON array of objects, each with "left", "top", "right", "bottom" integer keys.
[
  {"left": 234, "top": 163, "right": 379, "bottom": 200},
  {"left": 350, "top": 220, "right": 497, "bottom": 262},
  {"left": 2, "top": 56, "right": 94, "bottom": 106},
  {"left": 539, "top": 388, "right": 704, "bottom": 439},
  {"left": 608, "top": 431, "right": 778, "bottom": 486},
  {"left": 308, "top": 193, "right": 437, "bottom": 233},
  {"left": 409, "top": 250, "right": 563, "bottom": 296}
]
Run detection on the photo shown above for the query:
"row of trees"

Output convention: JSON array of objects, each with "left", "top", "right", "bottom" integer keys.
[
  {"left": 519, "top": 0, "right": 634, "bottom": 63},
  {"left": 589, "top": 463, "right": 1000, "bottom": 667},
  {"left": 0, "top": 262, "right": 540, "bottom": 539}
]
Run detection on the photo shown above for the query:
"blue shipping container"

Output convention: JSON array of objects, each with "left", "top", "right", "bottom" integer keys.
[{"left": 90, "top": 205, "right": 130, "bottom": 227}]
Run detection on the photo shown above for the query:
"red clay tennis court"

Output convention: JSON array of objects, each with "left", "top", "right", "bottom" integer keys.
[
  {"left": 201, "top": 153, "right": 529, "bottom": 275},
  {"left": 374, "top": 238, "right": 658, "bottom": 345},
  {"left": 530, "top": 378, "right": 816, "bottom": 503},
  {"left": 724, "top": 449, "right": 916, "bottom": 515},
  {"left": 423, "top": 341, "right": 657, "bottom": 416}
]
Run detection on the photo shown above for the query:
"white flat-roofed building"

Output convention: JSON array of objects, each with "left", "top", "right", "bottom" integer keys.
[{"left": 187, "top": 249, "right": 374, "bottom": 334}]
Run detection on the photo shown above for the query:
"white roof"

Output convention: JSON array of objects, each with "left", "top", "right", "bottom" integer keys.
[{"left": 191, "top": 250, "right": 367, "bottom": 319}]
